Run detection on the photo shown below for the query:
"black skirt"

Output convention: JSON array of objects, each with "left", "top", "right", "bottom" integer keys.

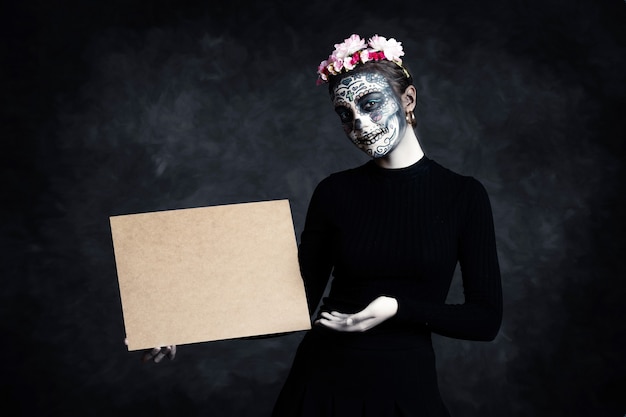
[{"left": 272, "top": 326, "right": 451, "bottom": 417}]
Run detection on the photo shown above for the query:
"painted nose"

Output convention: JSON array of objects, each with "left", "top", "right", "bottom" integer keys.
[{"left": 354, "top": 118, "right": 363, "bottom": 132}]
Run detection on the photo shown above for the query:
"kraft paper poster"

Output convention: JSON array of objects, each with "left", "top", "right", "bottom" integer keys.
[{"left": 110, "top": 199, "right": 311, "bottom": 351}]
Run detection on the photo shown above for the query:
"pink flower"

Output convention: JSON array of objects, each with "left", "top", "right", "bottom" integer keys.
[
  {"left": 368, "top": 50, "right": 385, "bottom": 61},
  {"left": 331, "top": 55, "right": 344, "bottom": 72},
  {"left": 344, "top": 51, "right": 362, "bottom": 71},
  {"left": 350, "top": 52, "right": 361, "bottom": 66},
  {"left": 317, "top": 59, "right": 329, "bottom": 75},
  {"left": 333, "top": 34, "right": 366, "bottom": 59}
]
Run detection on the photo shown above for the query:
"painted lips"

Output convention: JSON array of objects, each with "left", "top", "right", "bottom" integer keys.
[{"left": 354, "top": 127, "right": 389, "bottom": 145}]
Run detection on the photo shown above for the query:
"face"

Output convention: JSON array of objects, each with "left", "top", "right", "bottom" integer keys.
[{"left": 331, "top": 72, "right": 407, "bottom": 158}]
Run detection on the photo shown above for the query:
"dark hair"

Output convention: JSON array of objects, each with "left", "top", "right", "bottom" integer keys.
[{"left": 327, "top": 59, "right": 414, "bottom": 98}]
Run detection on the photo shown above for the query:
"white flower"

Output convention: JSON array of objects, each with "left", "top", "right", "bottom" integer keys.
[
  {"left": 333, "top": 34, "right": 366, "bottom": 59},
  {"left": 367, "top": 34, "right": 388, "bottom": 51},
  {"left": 383, "top": 38, "right": 404, "bottom": 62},
  {"left": 343, "top": 58, "right": 356, "bottom": 71},
  {"left": 359, "top": 49, "right": 370, "bottom": 64}
]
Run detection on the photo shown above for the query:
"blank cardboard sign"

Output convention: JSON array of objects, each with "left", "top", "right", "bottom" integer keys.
[{"left": 110, "top": 199, "right": 311, "bottom": 351}]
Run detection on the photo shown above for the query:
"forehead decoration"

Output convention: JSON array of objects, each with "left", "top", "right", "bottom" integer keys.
[
  {"left": 316, "top": 34, "right": 409, "bottom": 85},
  {"left": 331, "top": 72, "right": 389, "bottom": 104}
]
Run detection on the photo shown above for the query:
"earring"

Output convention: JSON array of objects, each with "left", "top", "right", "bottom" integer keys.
[{"left": 405, "top": 110, "right": 416, "bottom": 126}]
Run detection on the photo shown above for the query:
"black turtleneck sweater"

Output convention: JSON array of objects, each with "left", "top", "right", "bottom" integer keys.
[{"left": 298, "top": 156, "right": 502, "bottom": 342}]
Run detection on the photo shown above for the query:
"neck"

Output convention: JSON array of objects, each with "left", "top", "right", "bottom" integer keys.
[{"left": 374, "top": 128, "right": 424, "bottom": 169}]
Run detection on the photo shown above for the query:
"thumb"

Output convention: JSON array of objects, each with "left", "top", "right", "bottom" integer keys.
[{"left": 346, "top": 308, "right": 374, "bottom": 326}]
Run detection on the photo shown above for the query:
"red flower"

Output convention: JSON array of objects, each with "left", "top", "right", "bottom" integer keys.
[{"left": 350, "top": 52, "right": 361, "bottom": 66}]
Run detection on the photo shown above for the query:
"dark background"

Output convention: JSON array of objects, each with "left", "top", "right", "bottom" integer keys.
[{"left": 2, "top": 0, "right": 625, "bottom": 416}]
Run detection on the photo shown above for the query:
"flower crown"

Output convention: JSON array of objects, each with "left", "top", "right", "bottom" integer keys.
[{"left": 316, "top": 34, "right": 407, "bottom": 85}]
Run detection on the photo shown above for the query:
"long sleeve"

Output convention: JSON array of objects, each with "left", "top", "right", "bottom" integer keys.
[
  {"left": 394, "top": 179, "right": 503, "bottom": 341},
  {"left": 298, "top": 180, "right": 335, "bottom": 317}
]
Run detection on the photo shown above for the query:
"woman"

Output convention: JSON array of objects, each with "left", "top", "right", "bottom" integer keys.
[{"left": 271, "top": 34, "right": 502, "bottom": 417}]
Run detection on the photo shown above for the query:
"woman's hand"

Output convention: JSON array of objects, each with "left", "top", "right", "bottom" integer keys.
[
  {"left": 141, "top": 345, "right": 177, "bottom": 363},
  {"left": 315, "top": 296, "right": 398, "bottom": 332},
  {"left": 125, "top": 338, "right": 176, "bottom": 363}
]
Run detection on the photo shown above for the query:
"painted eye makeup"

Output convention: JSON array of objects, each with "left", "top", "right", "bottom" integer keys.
[
  {"left": 335, "top": 106, "right": 353, "bottom": 123},
  {"left": 358, "top": 92, "right": 385, "bottom": 112}
]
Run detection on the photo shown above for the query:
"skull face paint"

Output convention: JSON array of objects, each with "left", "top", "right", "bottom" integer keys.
[{"left": 331, "top": 72, "right": 406, "bottom": 158}]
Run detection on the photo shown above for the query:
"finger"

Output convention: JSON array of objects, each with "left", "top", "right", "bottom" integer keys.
[
  {"left": 315, "top": 318, "right": 335, "bottom": 327},
  {"left": 146, "top": 346, "right": 163, "bottom": 361},
  {"left": 166, "top": 345, "right": 176, "bottom": 360},
  {"left": 320, "top": 311, "right": 334, "bottom": 320},
  {"left": 320, "top": 312, "right": 344, "bottom": 322},
  {"left": 345, "top": 316, "right": 364, "bottom": 328},
  {"left": 345, "top": 313, "right": 362, "bottom": 326},
  {"left": 153, "top": 348, "right": 168, "bottom": 363},
  {"left": 141, "top": 347, "right": 162, "bottom": 363},
  {"left": 346, "top": 309, "right": 375, "bottom": 326},
  {"left": 317, "top": 318, "right": 342, "bottom": 330},
  {"left": 343, "top": 315, "right": 379, "bottom": 331}
]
